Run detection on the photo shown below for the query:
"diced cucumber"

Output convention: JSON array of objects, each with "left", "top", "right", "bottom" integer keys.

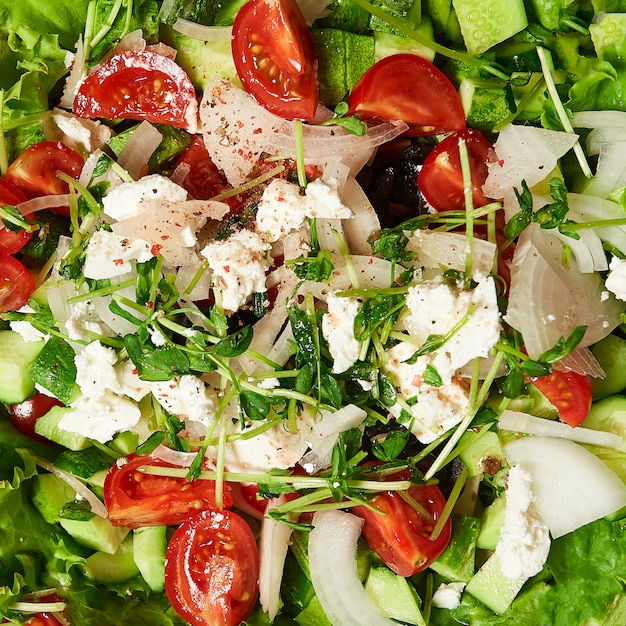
[
  {"left": 60, "top": 515, "right": 129, "bottom": 555},
  {"left": 590, "top": 12, "right": 626, "bottom": 63},
  {"left": 369, "top": 0, "right": 419, "bottom": 34},
  {"left": 133, "top": 526, "right": 167, "bottom": 592},
  {"left": 459, "top": 77, "right": 514, "bottom": 134},
  {"left": 457, "top": 428, "right": 506, "bottom": 478},
  {"left": 34, "top": 406, "right": 91, "bottom": 451},
  {"left": 312, "top": 29, "right": 375, "bottom": 106},
  {"left": 583, "top": 394, "right": 626, "bottom": 439},
  {"left": 55, "top": 447, "right": 114, "bottom": 479},
  {"left": 476, "top": 495, "right": 506, "bottom": 551},
  {"left": 510, "top": 72, "right": 550, "bottom": 124},
  {"left": 0, "top": 330, "right": 45, "bottom": 404},
  {"left": 591, "top": 334, "right": 626, "bottom": 399},
  {"left": 314, "top": 0, "right": 371, "bottom": 34},
  {"left": 431, "top": 514, "right": 481, "bottom": 582},
  {"left": 31, "top": 473, "right": 76, "bottom": 525},
  {"left": 365, "top": 567, "right": 426, "bottom": 625},
  {"left": 84, "top": 535, "right": 139, "bottom": 583},
  {"left": 374, "top": 16, "right": 436, "bottom": 62},
  {"left": 424, "top": 0, "right": 462, "bottom": 43},
  {"left": 465, "top": 552, "right": 526, "bottom": 614},
  {"left": 451, "top": 0, "right": 528, "bottom": 56},
  {"left": 108, "top": 430, "right": 139, "bottom": 456}
]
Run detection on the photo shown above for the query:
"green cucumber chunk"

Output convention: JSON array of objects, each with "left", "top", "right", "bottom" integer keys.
[
  {"left": 365, "top": 566, "right": 426, "bottom": 625},
  {"left": 452, "top": 0, "right": 528, "bottom": 56},
  {"left": 0, "top": 330, "right": 45, "bottom": 404},
  {"left": 374, "top": 16, "right": 436, "bottom": 62},
  {"left": 55, "top": 447, "right": 114, "bottom": 479},
  {"left": 31, "top": 473, "right": 76, "bottom": 525},
  {"left": 34, "top": 406, "right": 90, "bottom": 451},
  {"left": 60, "top": 515, "right": 129, "bottom": 554},
  {"left": 459, "top": 77, "right": 514, "bottom": 134},
  {"left": 84, "top": 535, "right": 139, "bottom": 583},
  {"left": 133, "top": 526, "right": 167, "bottom": 592},
  {"left": 431, "top": 514, "right": 481, "bottom": 582},
  {"left": 314, "top": 0, "right": 371, "bottom": 34},
  {"left": 590, "top": 12, "right": 626, "bottom": 64},
  {"left": 476, "top": 495, "right": 506, "bottom": 551},
  {"left": 591, "top": 334, "right": 626, "bottom": 399},
  {"left": 424, "top": 0, "right": 462, "bottom": 43},
  {"left": 457, "top": 428, "right": 506, "bottom": 478}
]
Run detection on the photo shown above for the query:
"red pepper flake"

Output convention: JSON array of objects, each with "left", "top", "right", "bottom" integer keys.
[
  {"left": 161, "top": 235, "right": 170, "bottom": 241},
  {"left": 147, "top": 300, "right": 154, "bottom": 310},
  {"left": 223, "top": 265, "right": 230, "bottom": 273},
  {"left": 151, "top": 244, "right": 163, "bottom": 255},
  {"left": 113, "top": 258, "right": 124, "bottom": 266},
  {"left": 253, "top": 127, "right": 263, "bottom": 134}
]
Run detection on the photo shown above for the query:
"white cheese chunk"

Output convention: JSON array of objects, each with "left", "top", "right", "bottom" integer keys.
[
  {"left": 605, "top": 257, "right": 626, "bottom": 301},
  {"left": 495, "top": 464, "right": 551, "bottom": 580},
  {"left": 83, "top": 230, "right": 153, "bottom": 280},
  {"left": 149, "top": 375, "right": 217, "bottom": 427},
  {"left": 64, "top": 300, "right": 114, "bottom": 342},
  {"left": 255, "top": 178, "right": 308, "bottom": 242},
  {"left": 321, "top": 293, "right": 361, "bottom": 374},
  {"left": 432, "top": 582, "right": 466, "bottom": 610},
  {"left": 201, "top": 229, "right": 271, "bottom": 312},
  {"left": 304, "top": 177, "right": 352, "bottom": 219}
]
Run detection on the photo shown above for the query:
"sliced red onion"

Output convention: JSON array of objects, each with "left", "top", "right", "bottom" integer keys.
[
  {"left": 557, "top": 347, "right": 605, "bottom": 378},
  {"left": 504, "top": 224, "right": 622, "bottom": 360},
  {"left": 150, "top": 444, "right": 204, "bottom": 468},
  {"left": 118, "top": 121, "right": 163, "bottom": 180},
  {"left": 309, "top": 511, "right": 398, "bottom": 626},
  {"left": 259, "top": 496, "right": 294, "bottom": 620},
  {"left": 112, "top": 29, "right": 147, "bottom": 55},
  {"left": 18, "top": 195, "right": 71, "bottom": 217}
]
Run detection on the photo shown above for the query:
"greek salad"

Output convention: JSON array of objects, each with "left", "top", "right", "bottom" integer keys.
[{"left": 1, "top": 0, "right": 626, "bottom": 624}]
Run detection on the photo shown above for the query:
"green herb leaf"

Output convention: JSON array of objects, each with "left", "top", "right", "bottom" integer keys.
[{"left": 213, "top": 325, "right": 253, "bottom": 357}]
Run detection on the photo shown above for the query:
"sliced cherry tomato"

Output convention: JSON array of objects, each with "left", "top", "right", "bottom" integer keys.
[
  {"left": 174, "top": 136, "right": 231, "bottom": 200},
  {"left": 528, "top": 370, "right": 593, "bottom": 427},
  {"left": 347, "top": 54, "right": 466, "bottom": 136},
  {"left": 0, "top": 255, "right": 36, "bottom": 313},
  {"left": 352, "top": 472, "right": 451, "bottom": 577},
  {"left": 0, "top": 178, "right": 32, "bottom": 255},
  {"left": 10, "top": 392, "right": 64, "bottom": 441},
  {"left": 232, "top": 0, "right": 319, "bottom": 121},
  {"left": 417, "top": 128, "right": 493, "bottom": 211},
  {"left": 74, "top": 51, "right": 198, "bottom": 131},
  {"left": 6, "top": 142, "right": 84, "bottom": 199},
  {"left": 103, "top": 453, "right": 232, "bottom": 528},
  {"left": 21, "top": 614, "right": 64, "bottom": 626},
  {"left": 165, "top": 509, "right": 260, "bottom": 626}
]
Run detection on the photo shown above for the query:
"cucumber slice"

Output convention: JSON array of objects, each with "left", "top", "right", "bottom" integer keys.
[
  {"left": 133, "top": 526, "right": 167, "bottom": 592},
  {"left": 60, "top": 515, "right": 129, "bottom": 554},
  {"left": 34, "top": 406, "right": 91, "bottom": 451},
  {"left": 365, "top": 567, "right": 425, "bottom": 625},
  {"left": 84, "top": 535, "right": 139, "bottom": 583},
  {"left": 591, "top": 334, "right": 626, "bottom": 399},
  {"left": 451, "top": 0, "right": 528, "bottom": 56},
  {"left": 431, "top": 514, "right": 481, "bottom": 582},
  {"left": 0, "top": 330, "right": 45, "bottom": 404}
]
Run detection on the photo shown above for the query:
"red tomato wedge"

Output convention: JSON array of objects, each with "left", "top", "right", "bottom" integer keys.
[
  {"left": 232, "top": 0, "right": 319, "bottom": 121},
  {"left": 73, "top": 51, "right": 199, "bottom": 131},
  {"left": 347, "top": 54, "right": 466, "bottom": 136},
  {"left": 103, "top": 453, "right": 232, "bottom": 528},
  {"left": 0, "top": 178, "right": 31, "bottom": 254},
  {"left": 0, "top": 255, "right": 36, "bottom": 313},
  {"left": 352, "top": 476, "right": 451, "bottom": 577},
  {"left": 6, "top": 142, "right": 84, "bottom": 199},
  {"left": 165, "top": 509, "right": 260, "bottom": 626},
  {"left": 528, "top": 370, "right": 593, "bottom": 427},
  {"left": 417, "top": 128, "right": 493, "bottom": 211}
]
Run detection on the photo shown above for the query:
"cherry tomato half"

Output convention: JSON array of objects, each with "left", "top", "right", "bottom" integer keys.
[
  {"left": 165, "top": 509, "right": 260, "bottom": 626},
  {"left": 347, "top": 54, "right": 466, "bottom": 136},
  {"left": 232, "top": 0, "right": 319, "bottom": 121},
  {"left": 74, "top": 51, "right": 198, "bottom": 131},
  {"left": 6, "top": 142, "right": 84, "bottom": 199},
  {"left": 528, "top": 370, "right": 593, "bottom": 427},
  {"left": 0, "top": 255, "right": 36, "bottom": 313},
  {"left": 10, "top": 392, "right": 64, "bottom": 442},
  {"left": 174, "top": 136, "right": 231, "bottom": 200},
  {"left": 103, "top": 453, "right": 232, "bottom": 528},
  {"left": 0, "top": 178, "right": 31, "bottom": 255},
  {"left": 352, "top": 475, "right": 451, "bottom": 577},
  {"left": 417, "top": 128, "right": 493, "bottom": 212}
]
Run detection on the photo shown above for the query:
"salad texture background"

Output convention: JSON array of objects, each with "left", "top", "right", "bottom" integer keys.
[{"left": 1, "top": 0, "right": 626, "bottom": 625}]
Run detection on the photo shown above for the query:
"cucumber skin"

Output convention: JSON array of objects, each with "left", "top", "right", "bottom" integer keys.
[{"left": 0, "top": 331, "right": 45, "bottom": 405}]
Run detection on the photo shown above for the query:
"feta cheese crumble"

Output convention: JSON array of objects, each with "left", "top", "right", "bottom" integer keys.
[
  {"left": 304, "top": 177, "right": 352, "bottom": 219},
  {"left": 255, "top": 178, "right": 308, "bottom": 242},
  {"left": 321, "top": 293, "right": 361, "bottom": 374},
  {"left": 495, "top": 464, "right": 551, "bottom": 580},
  {"left": 149, "top": 375, "right": 217, "bottom": 427},
  {"left": 605, "top": 257, "right": 626, "bottom": 301},
  {"left": 83, "top": 230, "right": 154, "bottom": 280},
  {"left": 201, "top": 229, "right": 271, "bottom": 312},
  {"left": 432, "top": 582, "right": 466, "bottom": 610}
]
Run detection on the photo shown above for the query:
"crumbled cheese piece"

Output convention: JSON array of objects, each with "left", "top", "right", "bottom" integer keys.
[
  {"left": 255, "top": 178, "right": 308, "bottom": 242},
  {"left": 304, "top": 177, "right": 352, "bottom": 219},
  {"left": 495, "top": 464, "right": 551, "bottom": 580},
  {"left": 384, "top": 342, "right": 470, "bottom": 444},
  {"left": 74, "top": 340, "right": 123, "bottom": 397},
  {"left": 102, "top": 174, "right": 188, "bottom": 222},
  {"left": 149, "top": 326, "right": 168, "bottom": 347},
  {"left": 83, "top": 230, "right": 153, "bottom": 280},
  {"left": 321, "top": 293, "right": 361, "bottom": 374},
  {"left": 201, "top": 229, "right": 271, "bottom": 312},
  {"left": 256, "top": 377, "right": 280, "bottom": 390},
  {"left": 52, "top": 109, "right": 112, "bottom": 153},
  {"left": 605, "top": 257, "right": 626, "bottom": 301},
  {"left": 64, "top": 300, "right": 113, "bottom": 342},
  {"left": 149, "top": 375, "right": 217, "bottom": 426},
  {"left": 432, "top": 582, "right": 466, "bottom": 610},
  {"left": 404, "top": 276, "right": 501, "bottom": 375},
  {"left": 9, "top": 306, "right": 48, "bottom": 343}
]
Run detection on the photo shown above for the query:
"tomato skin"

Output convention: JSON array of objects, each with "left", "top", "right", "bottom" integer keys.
[
  {"left": 10, "top": 393, "right": 64, "bottom": 441},
  {"left": 232, "top": 0, "right": 319, "bottom": 121},
  {"left": 6, "top": 142, "right": 84, "bottom": 199},
  {"left": 352, "top": 478, "right": 451, "bottom": 577},
  {"left": 0, "top": 178, "right": 32, "bottom": 254},
  {"left": 165, "top": 509, "right": 260, "bottom": 626},
  {"left": 74, "top": 51, "right": 198, "bottom": 131},
  {"left": 347, "top": 54, "right": 466, "bottom": 136},
  {"left": 103, "top": 453, "right": 232, "bottom": 528},
  {"left": 417, "top": 128, "right": 493, "bottom": 211},
  {"left": 528, "top": 370, "right": 593, "bottom": 427},
  {"left": 0, "top": 255, "right": 36, "bottom": 312}
]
